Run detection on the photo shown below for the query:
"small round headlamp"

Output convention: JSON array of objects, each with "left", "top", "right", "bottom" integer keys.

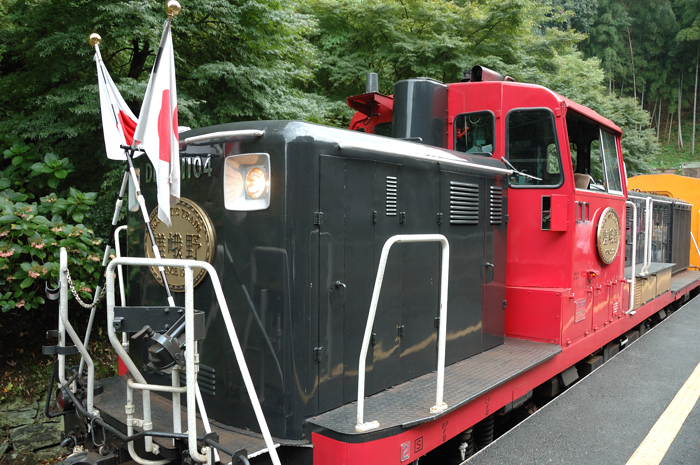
[{"left": 245, "top": 167, "right": 267, "bottom": 199}]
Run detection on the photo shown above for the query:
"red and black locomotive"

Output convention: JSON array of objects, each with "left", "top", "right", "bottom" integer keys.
[{"left": 49, "top": 66, "right": 700, "bottom": 465}]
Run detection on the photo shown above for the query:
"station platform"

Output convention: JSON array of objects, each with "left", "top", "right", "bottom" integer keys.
[{"left": 466, "top": 295, "right": 700, "bottom": 465}]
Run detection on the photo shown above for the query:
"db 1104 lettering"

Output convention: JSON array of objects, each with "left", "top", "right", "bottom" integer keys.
[{"left": 144, "top": 155, "right": 212, "bottom": 183}]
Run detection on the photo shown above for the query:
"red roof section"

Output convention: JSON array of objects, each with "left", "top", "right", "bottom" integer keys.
[{"left": 558, "top": 95, "right": 622, "bottom": 135}]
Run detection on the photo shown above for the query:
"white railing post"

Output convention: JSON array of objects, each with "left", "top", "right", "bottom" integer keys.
[
  {"left": 114, "top": 225, "right": 129, "bottom": 351},
  {"left": 58, "top": 248, "right": 95, "bottom": 413},
  {"left": 626, "top": 201, "right": 637, "bottom": 314},
  {"left": 691, "top": 232, "right": 700, "bottom": 259},
  {"left": 356, "top": 234, "right": 450, "bottom": 433},
  {"left": 642, "top": 197, "right": 652, "bottom": 276}
]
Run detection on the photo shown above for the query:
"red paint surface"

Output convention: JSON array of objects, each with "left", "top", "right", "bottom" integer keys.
[
  {"left": 117, "top": 357, "right": 128, "bottom": 376},
  {"left": 118, "top": 110, "right": 137, "bottom": 146},
  {"left": 347, "top": 93, "right": 394, "bottom": 134},
  {"left": 158, "top": 90, "right": 171, "bottom": 162}
]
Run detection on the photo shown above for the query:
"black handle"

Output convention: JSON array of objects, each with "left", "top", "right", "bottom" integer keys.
[{"left": 335, "top": 281, "right": 347, "bottom": 308}]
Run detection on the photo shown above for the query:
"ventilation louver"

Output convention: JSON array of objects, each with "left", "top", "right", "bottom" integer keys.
[
  {"left": 386, "top": 176, "right": 397, "bottom": 216},
  {"left": 449, "top": 181, "right": 479, "bottom": 225},
  {"left": 489, "top": 186, "right": 503, "bottom": 225}
]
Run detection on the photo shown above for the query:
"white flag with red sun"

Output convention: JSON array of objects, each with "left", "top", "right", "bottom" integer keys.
[
  {"left": 95, "top": 47, "right": 138, "bottom": 160},
  {"left": 133, "top": 19, "right": 180, "bottom": 227}
]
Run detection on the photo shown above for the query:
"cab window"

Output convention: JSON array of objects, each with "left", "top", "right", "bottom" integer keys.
[
  {"left": 374, "top": 122, "right": 392, "bottom": 137},
  {"left": 566, "top": 111, "right": 622, "bottom": 194},
  {"left": 601, "top": 130, "right": 622, "bottom": 193},
  {"left": 506, "top": 109, "right": 562, "bottom": 187},
  {"left": 454, "top": 111, "right": 494, "bottom": 154}
]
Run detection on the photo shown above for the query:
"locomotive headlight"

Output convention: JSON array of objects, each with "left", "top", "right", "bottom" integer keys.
[
  {"left": 245, "top": 167, "right": 267, "bottom": 199},
  {"left": 224, "top": 153, "right": 270, "bottom": 211}
]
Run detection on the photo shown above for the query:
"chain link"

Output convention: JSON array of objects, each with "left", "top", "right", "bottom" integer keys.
[{"left": 64, "top": 269, "right": 106, "bottom": 309}]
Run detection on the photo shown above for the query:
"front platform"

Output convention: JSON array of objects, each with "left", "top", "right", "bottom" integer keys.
[
  {"left": 94, "top": 376, "right": 307, "bottom": 461},
  {"left": 466, "top": 294, "right": 700, "bottom": 464},
  {"left": 307, "top": 338, "right": 561, "bottom": 436}
]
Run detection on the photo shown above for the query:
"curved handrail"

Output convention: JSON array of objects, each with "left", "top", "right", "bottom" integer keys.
[{"left": 355, "top": 234, "right": 450, "bottom": 432}]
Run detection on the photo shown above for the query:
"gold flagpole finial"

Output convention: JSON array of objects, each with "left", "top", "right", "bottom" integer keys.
[
  {"left": 166, "top": 0, "right": 181, "bottom": 18},
  {"left": 89, "top": 33, "right": 102, "bottom": 47}
]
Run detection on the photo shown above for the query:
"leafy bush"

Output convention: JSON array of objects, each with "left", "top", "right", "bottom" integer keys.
[{"left": 0, "top": 135, "right": 106, "bottom": 313}]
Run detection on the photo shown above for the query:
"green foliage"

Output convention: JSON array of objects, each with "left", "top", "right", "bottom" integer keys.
[
  {"left": 0, "top": 0, "right": 333, "bottom": 139},
  {"left": 578, "top": 0, "right": 699, "bottom": 107},
  {"left": 0, "top": 133, "right": 105, "bottom": 313},
  {"left": 0, "top": 0, "right": 337, "bottom": 234},
  {"left": 305, "top": 0, "right": 584, "bottom": 101},
  {"left": 524, "top": 50, "right": 655, "bottom": 175},
  {"left": 550, "top": 0, "right": 599, "bottom": 33},
  {"left": 675, "top": 0, "right": 700, "bottom": 43}
]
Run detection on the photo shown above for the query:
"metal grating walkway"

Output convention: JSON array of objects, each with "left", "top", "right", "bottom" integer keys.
[
  {"left": 670, "top": 269, "right": 700, "bottom": 293},
  {"left": 624, "top": 262, "right": 675, "bottom": 280},
  {"left": 308, "top": 338, "right": 561, "bottom": 435}
]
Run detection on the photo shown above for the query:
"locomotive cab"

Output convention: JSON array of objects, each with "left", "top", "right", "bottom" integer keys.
[{"left": 349, "top": 70, "right": 631, "bottom": 348}]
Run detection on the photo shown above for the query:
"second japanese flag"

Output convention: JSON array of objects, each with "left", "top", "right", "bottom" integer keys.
[{"left": 133, "top": 19, "right": 180, "bottom": 227}]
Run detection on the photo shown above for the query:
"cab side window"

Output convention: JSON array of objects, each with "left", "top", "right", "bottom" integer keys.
[
  {"left": 601, "top": 130, "right": 622, "bottom": 193},
  {"left": 566, "top": 111, "right": 623, "bottom": 194},
  {"left": 454, "top": 111, "right": 495, "bottom": 154},
  {"left": 506, "top": 109, "right": 562, "bottom": 187}
]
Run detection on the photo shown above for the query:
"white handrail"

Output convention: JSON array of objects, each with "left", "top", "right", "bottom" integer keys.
[
  {"left": 626, "top": 201, "right": 637, "bottom": 314},
  {"left": 641, "top": 197, "right": 652, "bottom": 276},
  {"left": 105, "top": 259, "right": 196, "bottom": 464},
  {"left": 114, "top": 225, "right": 129, "bottom": 351},
  {"left": 355, "top": 234, "right": 450, "bottom": 433},
  {"left": 183, "top": 129, "right": 264, "bottom": 145},
  {"left": 58, "top": 249, "right": 95, "bottom": 413},
  {"left": 106, "top": 257, "right": 281, "bottom": 465},
  {"left": 114, "top": 225, "right": 128, "bottom": 307},
  {"left": 691, "top": 232, "right": 700, "bottom": 259}
]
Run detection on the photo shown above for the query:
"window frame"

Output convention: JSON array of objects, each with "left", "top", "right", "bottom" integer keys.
[
  {"left": 453, "top": 110, "right": 496, "bottom": 155},
  {"left": 598, "top": 129, "right": 623, "bottom": 196},
  {"left": 566, "top": 110, "right": 624, "bottom": 196},
  {"left": 505, "top": 107, "right": 564, "bottom": 190}
]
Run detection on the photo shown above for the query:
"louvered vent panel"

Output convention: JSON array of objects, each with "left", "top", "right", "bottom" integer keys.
[
  {"left": 449, "top": 181, "right": 479, "bottom": 225},
  {"left": 489, "top": 186, "right": 503, "bottom": 225},
  {"left": 386, "top": 176, "right": 397, "bottom": 216}
]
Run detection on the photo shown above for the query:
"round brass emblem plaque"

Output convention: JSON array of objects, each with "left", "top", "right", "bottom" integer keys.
[
  {"left": 145, "top": 197, "right": 216, "bottom": 291},
  {"left": 596, "top": 207, "right": 621, "bottom": 265}
]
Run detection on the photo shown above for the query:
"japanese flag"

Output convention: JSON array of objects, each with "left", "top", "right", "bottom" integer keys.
[
  {"left": 133, "top": 19, "right": 180, "bottom": 227},
  {"left": 95, "top": 46, "right": 138, "bottom": 160}
]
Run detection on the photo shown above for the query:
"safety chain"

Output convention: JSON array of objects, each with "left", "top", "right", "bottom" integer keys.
[{"left": 64, "top": 268, "right": 106, "bottom": 309}]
